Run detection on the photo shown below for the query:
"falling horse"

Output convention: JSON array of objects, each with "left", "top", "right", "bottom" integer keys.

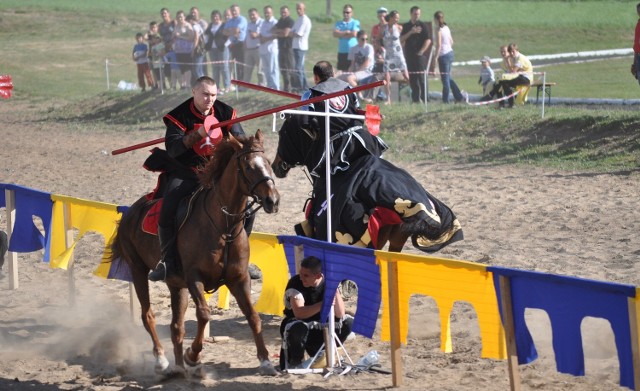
[
  {"left": 111, "top": 130, "right": 280, "bottom": 376},
  {"left": 272, "top": 117, "right": 463, "bottom": 253}
]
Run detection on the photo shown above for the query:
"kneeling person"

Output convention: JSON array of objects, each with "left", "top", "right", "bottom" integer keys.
[{"left": 279, "top": 256, "right": 353, "bottom": 369}]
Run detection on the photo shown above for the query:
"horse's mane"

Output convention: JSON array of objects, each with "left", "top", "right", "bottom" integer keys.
[{"left": 197, "top": 139, "right": 241, "bottom": 188}]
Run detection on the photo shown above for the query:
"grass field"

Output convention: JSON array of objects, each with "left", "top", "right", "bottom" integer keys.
[
  {"left": 1, "top": 0, "right": 639, "bottom": 100},
  {"left": 0, "top": 0, "right": 639, "bottom": 171}
]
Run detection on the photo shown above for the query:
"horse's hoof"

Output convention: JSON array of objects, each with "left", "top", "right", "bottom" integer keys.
[
  {"left": 186, "top": 364, "right": 206, "bottom": 379},
  {"left": 184, "top": 347, "right": 202, "bottom": 367},
  {"left": 154, "top": 355, "right": 170, "bottom": 375},
  {"left": 259, "top": 360, "right": 278, "bottom": 376}
]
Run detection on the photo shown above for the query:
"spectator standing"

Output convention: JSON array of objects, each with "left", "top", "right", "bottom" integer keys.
[
  {"left": 163, "top": 49, "right": 182, "bottom": 90},
  {"left": 633, "top": 2, "right": 640, "bottom": 83},
  {"left": 333, "top": 4, "right": 360, "bottom": 72},
  {"left": 149, "top": 34, "right": 167, "bottom": 89},
  {"left": 224, "top": 5, "right": 248, "bottom": 82},
  {"left": 172, "top": 10, "right": 195, "bottom": 89},
  {"left": 291, "top": 2, "right": 312, "bottom": 92},
  {"left": 401, "top": 6, "right": 431, "bottom": 103},
  {"left": 433, "top": 10, "right": 465, "bottom": 104},
  {"left": 381, "top": 10, "right": 409, "bottom": 105},
  {"left": 205, "top": 10, "right": 230, "bottom": 94},
  {"left": 188, "top": 14, "right": 206, "bottom": 86},
  {"left": 158, "top": 8, "right": 175, "bottom": 50},
  {"left": 132, "top": 32, "right": 154, "bottom": 92},
  {"left": 190, "top": 7, "right": 208, "bottom": 32},
  {"left": 369, "top": 7, "right": 388, "bottom": 102},
  {"left": 259, "top": 6, "right": 280, "bottom": 90},
  {"left": 478, "top": 56, "right": 495, "bottom": 96},
  {"left": 158, "top": 8, "right": 175, "bottom": 83},
  {"left": 371, "top": 7, "right": 387, "bottom": 53},
  {"left": 146, "top": 21, "right": 159, "bottom": 41},
  {"left": 273, "top": 6, "right": 295, "bottom": 92},
  {"left": 243, "top": 8, "right": 264, "bottom": 86}
]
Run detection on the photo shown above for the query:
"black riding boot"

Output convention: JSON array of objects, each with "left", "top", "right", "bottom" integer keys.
[{"left": 148, "top": 225, "right": 177, "bottom": 282}]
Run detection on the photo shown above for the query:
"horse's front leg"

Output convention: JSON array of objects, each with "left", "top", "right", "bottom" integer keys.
[
  {"left": 184, "top": 280, "right": 209, "bottom": 367},
  {"left": 228, "top": 275, "right": 277, "bottom": 376},
  {"left": 169, "top": 286, "right": 189, "bottom": 372}
]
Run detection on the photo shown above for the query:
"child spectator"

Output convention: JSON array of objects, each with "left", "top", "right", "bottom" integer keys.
[
  {"left": 132, "top": 32, "right": 154, "bottom": 92},
  {"left": 478, "top": 56, "right": 495, "bottom": 96},
  {"left": 149, "top": 34, "right": 167, "bottom": 89},
  {"left": 146, "top": 21, "right": 159, "bottom": 41},
  {"left": 163, "top": 49, "right": 182, "bottom": 90}
]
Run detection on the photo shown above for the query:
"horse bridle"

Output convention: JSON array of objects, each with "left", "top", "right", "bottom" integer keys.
[{"left": 235, "top": 147, "right": 275, "bottom": 208}]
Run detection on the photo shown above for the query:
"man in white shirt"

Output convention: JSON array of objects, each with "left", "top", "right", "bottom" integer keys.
[
  {"left": 243, "top": 8, "right": 264, "bottom": 86},
  {"left": 259, "top": 6, "right": 280, "bottom": 90},
  {"left": 291, "top": 2, "right": 312, "bottom": 92}
]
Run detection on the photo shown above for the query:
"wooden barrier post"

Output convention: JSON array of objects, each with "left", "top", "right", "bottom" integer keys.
[
  {"left": 498, "top": 275, "right": 521, "bottom": 391},
  {"left": 4, "top": 189, "right": 18, "bottom": 289},
  {"left": 387, "top": 259, "right": 403, "bottom": 387},
  {"left": 63, "top": 202, "right": 76, "bottom": 306}
]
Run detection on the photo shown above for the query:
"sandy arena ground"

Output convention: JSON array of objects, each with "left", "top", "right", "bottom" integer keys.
[{"left": 1, "top": 100, "right": 639, "bottom": 390}]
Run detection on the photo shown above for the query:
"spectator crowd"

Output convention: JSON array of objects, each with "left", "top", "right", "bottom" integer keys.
[{"left": 132, "top": 3, "right": 532, "bottom": 106}]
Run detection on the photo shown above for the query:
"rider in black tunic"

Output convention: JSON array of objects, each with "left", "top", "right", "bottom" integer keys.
[
  {"left": 296, "top": 60, "right": 388, "bottom": 178},
  {"left": 147, "top": 76, "right": 246, "bottom": 282}
]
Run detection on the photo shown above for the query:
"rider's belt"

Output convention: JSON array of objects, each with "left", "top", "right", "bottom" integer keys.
[{"left": 329, "top": 125, "right": 363, "bottom": 142}]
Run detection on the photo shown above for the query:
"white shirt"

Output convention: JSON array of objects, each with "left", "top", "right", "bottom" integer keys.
[
  {"left": 348, "top": 43, "right": 374, "bottom": 73},
  {"left": 438, "top": 25, "right": 453, "bottom": 56},
  {"left": 292, "top": 14, "right": 312, "bottom": 51}
]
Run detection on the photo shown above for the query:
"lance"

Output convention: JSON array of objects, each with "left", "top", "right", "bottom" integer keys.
[
  {"left": 111, "top": 80, "right": 385, "bottom": 155},
  {"left": 231, "top": 79, "right": 384, "bottom": 135}
]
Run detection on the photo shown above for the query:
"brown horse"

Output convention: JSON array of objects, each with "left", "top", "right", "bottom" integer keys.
[
  {"left": 111, "top": 130, "right": 280, "bottom": 377},
  {"left": 271, "top": 118, "right": 462, "bottom": 254}
]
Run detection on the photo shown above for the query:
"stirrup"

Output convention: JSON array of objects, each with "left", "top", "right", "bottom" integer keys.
[{"left": 148, "top": 261, "right": 167, "bottom": 282}]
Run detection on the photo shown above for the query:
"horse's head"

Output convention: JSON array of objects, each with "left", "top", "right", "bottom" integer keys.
[
  {"left": 271, "top": 116, "right": 318, "bottom": 178},
  {"left": 236, "top": 130, "right": 280, "bottom": 213}
]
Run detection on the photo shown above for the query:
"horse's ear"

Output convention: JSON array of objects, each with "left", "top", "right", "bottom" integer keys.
[{"left": 255, "top": 129, "right": 264, "bottom": 145}]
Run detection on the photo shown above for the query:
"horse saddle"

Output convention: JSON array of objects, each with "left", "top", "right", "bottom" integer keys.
[{"left": 141, "top": 188, "right": 202, "bottom": 236}]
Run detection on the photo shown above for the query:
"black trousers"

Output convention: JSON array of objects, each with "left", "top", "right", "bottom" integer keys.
[
  {"left": 406, "top": 54, "right": 428, "bottom": 103},
  {"left": 159, "top": 176, "right": 199, "bottom": 228},
  {"left": 279, "top": 48, "right": 296, "bottom": 92},
  {"left": 230, "top": 42, "right": 245, "bottom": 82},
  {"left": 497, "top": 75, "right": 530, "bottom": 106},
  {"left": 279, "top": 316, "right": 353, "bottom": 368}
]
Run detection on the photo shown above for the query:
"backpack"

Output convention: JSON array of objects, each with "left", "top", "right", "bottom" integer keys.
[{"left": 194, "top": 34, "right": 206, "bottom": 56}]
